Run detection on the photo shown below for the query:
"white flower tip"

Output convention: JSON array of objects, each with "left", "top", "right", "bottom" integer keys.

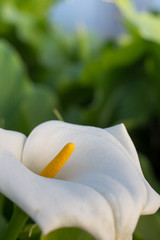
[{"left": 0, "top": 128, "right": 26, "bottom": 161}]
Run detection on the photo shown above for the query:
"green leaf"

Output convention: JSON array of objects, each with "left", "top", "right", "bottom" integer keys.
[
  {"left": 0, "top": 0, "right": 57, "bottom": 19},
  {"left": 0, "top": 39, "right": 58, "bottom": 134},
  {"left": 133, "top": 233, "right": 144, "bottom": 240},
  {"left": 134, "top": 154, "right": 160, "bottom": 240},
  {"left": 0, "top": 39, "right": 28, "bottom": 124},
  {"left": 113, "top": 0, "right": 160, "bottom": 43},
  {"left": 0, "top": 214, "right": 7, "bottom": 237},
  {"left": 139, "top": 154, "right": 160, "bottom": 194},
  {"left": 98, "top": 75, "right": 155, "bottom": 129},
  {"left": 41, "top": 227, "right": 95, "bottom": 240},
  {"left": 17, "top": 83, "right": 58, "bottom": 134},
  {"left": 1, "top": 205, "right": 28, "bottom": 240},
  {"left": 81, "top": 38, "right": 146, "bottom": 85},
  {"left": 0, "top": 194, "right": 5, "bottom": 215},
  {"left": 135, "top": 213, "right": 160, "bottom": 240}
]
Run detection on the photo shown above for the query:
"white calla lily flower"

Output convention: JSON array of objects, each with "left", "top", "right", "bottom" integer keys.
[{"left": 0, "top": 121, "right": 159, "bottom": 240}]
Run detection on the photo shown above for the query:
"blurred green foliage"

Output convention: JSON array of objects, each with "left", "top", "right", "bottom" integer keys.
[{"left": 0, "top": 0, "right": 160, "bottom": 239}]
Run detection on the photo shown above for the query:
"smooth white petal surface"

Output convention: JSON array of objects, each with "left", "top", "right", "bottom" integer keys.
[
  {"left": 0, "top": 150, "right": 115, "bottom": 240},
  {"left": 22, "top": 121, "right": 160, "bottom": 239},
  {"left": 106, "top": 124, "right": 140, "bottom": 170},
  {"left": 0, "top": 128, "right": 26, "bottom": 160},
  {"left": 106, "top": 124, "right": 160, "bottom": 214}
]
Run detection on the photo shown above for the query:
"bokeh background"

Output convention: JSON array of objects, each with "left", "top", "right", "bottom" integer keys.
[{"left": 0, "top": 0, "right": 160, "bottom": 239}]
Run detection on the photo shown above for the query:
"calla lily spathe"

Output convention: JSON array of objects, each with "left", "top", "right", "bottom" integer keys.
[{"left": 0, "top": 121, "right": 159, "bottom": 240}]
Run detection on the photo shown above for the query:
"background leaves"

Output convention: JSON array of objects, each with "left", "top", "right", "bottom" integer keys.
[{"left": 0, "top": 40, "right": 58, "bottom": 134}]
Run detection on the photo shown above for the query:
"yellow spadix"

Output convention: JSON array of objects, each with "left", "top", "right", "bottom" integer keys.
[{"left": 40, "top": 143, "right": 75, "bottom": 178}]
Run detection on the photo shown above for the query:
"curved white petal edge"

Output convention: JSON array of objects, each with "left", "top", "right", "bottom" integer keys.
[{"left": 0, "top": 121, "right": 159, "bottom": 240}]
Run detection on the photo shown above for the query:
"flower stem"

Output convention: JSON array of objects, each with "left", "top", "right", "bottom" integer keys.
[{"left": 1, "top": 205, "right": 28, "bottom": 240}]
